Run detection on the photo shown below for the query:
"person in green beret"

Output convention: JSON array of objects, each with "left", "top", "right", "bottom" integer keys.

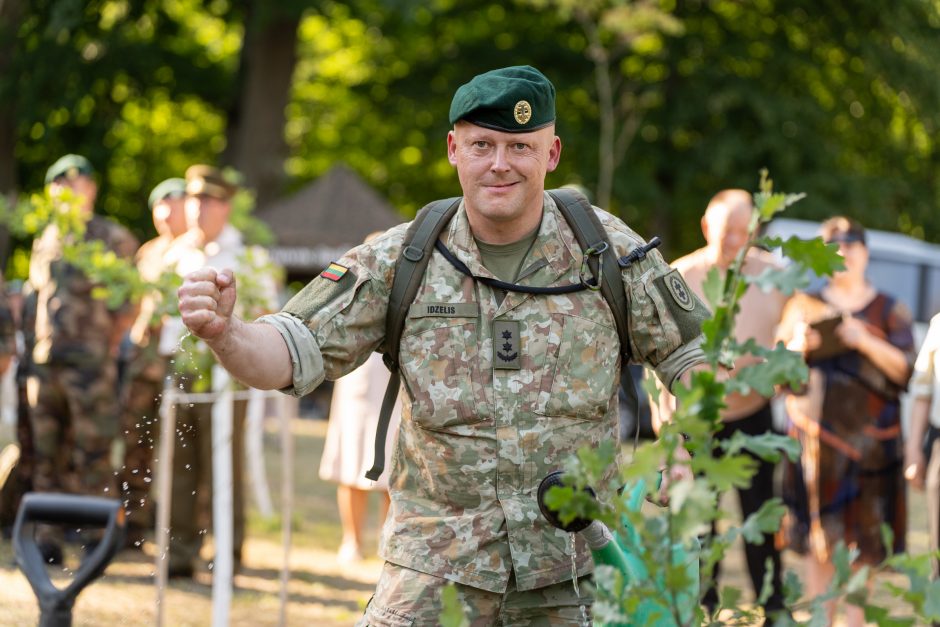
[
  {"left": 177, "top": 66, "right": 708, "bottom": 623},
  {"left": 27, "top": 154, "right": 139, "bottom": 563},
  {"left": 117, "top": 177, "right": 188, "bottom": 547}
]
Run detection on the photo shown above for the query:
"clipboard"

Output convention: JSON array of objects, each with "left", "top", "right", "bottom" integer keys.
[{"left": 806, "top": 315, "right": 849, "bottom": 361}]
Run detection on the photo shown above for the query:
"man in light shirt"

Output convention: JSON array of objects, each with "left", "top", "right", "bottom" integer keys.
[
  {"left": 905, "top": 313, "right": 940, "bottom": 582},
  {"left": 163, "top": 165, "right": 277, "bottom": 579}
]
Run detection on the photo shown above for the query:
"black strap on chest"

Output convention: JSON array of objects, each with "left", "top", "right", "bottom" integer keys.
[
  {"left": 364, "top": 197, "right": 461, "bottom": 481},
  {"left": 365, "top": 189, "right": 643, "bottom": 481}
]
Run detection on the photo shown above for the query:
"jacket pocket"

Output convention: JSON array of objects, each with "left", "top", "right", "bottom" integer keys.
[
  {"left": 400, "top": 319, "right": 486, "bottom": 431},
  {"left": 535, "top": 314, "right": 619, "bottom": 420}
]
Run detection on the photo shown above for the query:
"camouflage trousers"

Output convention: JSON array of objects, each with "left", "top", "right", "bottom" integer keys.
[
  {"left": 119, "top": 372, "right": 164, "bottom": 538},
  {"left": 27, "top": 361, "right": 120, "bottom": 542},
  {"left": 168, "top": 396, "right": 247, "bottom": 571},
  {"left": 358, "top": 562, "right": 594, "bottom": 627}
]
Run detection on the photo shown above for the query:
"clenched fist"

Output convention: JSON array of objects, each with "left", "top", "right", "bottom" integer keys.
[{"left": 178, "top": 267, "right": 238, "bottom": 341}]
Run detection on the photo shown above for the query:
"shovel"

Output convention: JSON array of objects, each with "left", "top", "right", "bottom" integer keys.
[{"left": 13, "top": 493, "right": 127, "bottom": 627}]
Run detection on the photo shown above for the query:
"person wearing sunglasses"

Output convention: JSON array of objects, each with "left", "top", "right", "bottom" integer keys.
[{"left": 776, "top": 216, "right": 915, "bottom": 627}]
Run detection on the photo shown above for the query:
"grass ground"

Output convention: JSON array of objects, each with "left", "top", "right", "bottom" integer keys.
[{"left": 0, "top": 417, "right": 931, "bottom": 626}]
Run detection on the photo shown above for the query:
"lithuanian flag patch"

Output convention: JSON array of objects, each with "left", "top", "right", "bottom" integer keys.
[{"left": 320, "top": 262, "right": 349, "bottom": 282}]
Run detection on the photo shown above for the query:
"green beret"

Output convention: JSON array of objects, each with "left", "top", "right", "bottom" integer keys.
[
  {"left": 148, "top": 177, "right": 187, "bottom": 209},
  {"left": 45, "top": 154, "right": 95, "bottom": 185},
  {"left": 449, "top": 65, "right": 556, "bottom": 133}
]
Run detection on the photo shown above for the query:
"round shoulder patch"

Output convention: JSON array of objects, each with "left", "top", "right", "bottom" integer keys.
[{"left": 665, "top": 270, "right": 695, "bottom": 312}]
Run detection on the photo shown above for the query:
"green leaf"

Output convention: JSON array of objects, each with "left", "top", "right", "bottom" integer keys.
[
  {"left": 439, "top": 584, "right": 469, "bottom": 627},
  {"left": 753, "top": 188, "right": 806, "bottom": 221},
  {"left": 924, "top": 580, "right": 940, "bottom": 620},
  {"left": 720, "top": 431, "right": 802, "bottom": 464},
  {"left": 727, "top": 343, "right": 808, "bottom": 397},
  {"left": 782, "top": 569, "right": 803, "bottom": 606},
  {"left": 880, "top": 523, "right": 895, "bottom": 560},
  {"left": 702, "top": 266, "right": 724, "bottom": 310},
  {"left": 779, "top": 236, "right": 845, "bottom": 277},
  {"left": 862, "top": 604, "right": 915, "bottom": 627},
  {"left": 832, "top": 542, "right": 858, "bottom": 586},
  {"left": 748, "top": 263, "right": 813, "bottom": 296},
  {"left": 738, "top": 499, "right": 786, "bottom": 544},
  {"left": 718, "top": 585, "right": 742, "bottom": 610},
  {"left": 692, "top": 453, "right": 757, "bottom": 492}
]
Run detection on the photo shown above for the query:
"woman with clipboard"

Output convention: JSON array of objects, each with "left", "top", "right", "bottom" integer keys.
[{"left": 776, "top": 217, "right": 915, "bottom": 627}]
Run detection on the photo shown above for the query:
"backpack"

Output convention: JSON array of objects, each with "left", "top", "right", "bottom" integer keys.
[{"left": 365, "top": 188, "right": 660, "bottom": 480}]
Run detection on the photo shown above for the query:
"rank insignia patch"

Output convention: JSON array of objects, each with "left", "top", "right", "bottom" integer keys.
[
  {"left": 493, "top": 320, "right": 521, "bottom": 369},
  {"left": 665, "top": 270, "right": 695, "bottom": 311},
  {"left": 320, "top": 262, "right": 349, "bottom": 282}
]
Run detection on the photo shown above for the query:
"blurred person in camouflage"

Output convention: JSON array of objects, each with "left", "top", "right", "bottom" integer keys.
[
  {"left": 117, "top": 177, "right": 188, "bottom": 548},
  {"left": 162, "top": 165, "right": 278, "bottom": 579},
  {"left": 177, "top": 67, "right": 709, "bottom": 624},
  {"left": 27, "top": 154, "right": 138, "bottom": 563}
]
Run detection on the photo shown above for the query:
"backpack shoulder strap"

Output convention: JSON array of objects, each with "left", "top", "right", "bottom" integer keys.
[
  {"left": 548, "top": 189, "right": 639, "bottom": 441},
  {"left": 548, "top": 189, "right": 632, "bottom": 362},
  {"left": 365, "top": 196, "right": 460, "bottom": 481}
]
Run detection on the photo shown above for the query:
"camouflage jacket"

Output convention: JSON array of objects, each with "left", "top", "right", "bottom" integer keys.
[
  {"left": 29, "top": 215, "right": 139, "bottom": 367},
  {"left": 262, "top": 193, "right": 707, "bottom": 593}
]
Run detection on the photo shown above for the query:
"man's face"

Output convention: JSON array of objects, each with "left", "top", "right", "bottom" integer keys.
[
  {"left": 703, "top": 200, "right": 752, "bottom": 267},
  {"left": 447, "top": 122, "right": 561, "bottom": 232},
  {"left": 153, "top": 195, "right": 187, "bottom": 239},
  {"left": 185, "top": 193, "right": 231, "bottom": 243},
  {"left": 50, "top": 174, "right": 97, "bottom": 216}
]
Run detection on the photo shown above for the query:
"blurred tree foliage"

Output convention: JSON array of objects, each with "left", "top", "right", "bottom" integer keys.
[{"left": 1, "top": 0, "right": 939, "bottom": 273}]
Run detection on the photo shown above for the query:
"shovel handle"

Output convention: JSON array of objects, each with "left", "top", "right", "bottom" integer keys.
[{"left": 17, "top": 493, "right": 125, "bottom": 528}]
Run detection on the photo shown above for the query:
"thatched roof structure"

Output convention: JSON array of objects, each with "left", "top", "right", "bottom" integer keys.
[{"left": 258, "top": 165, "right": 404, "bottom": 272}]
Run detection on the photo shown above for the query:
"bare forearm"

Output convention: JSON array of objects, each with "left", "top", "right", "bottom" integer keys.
[
  {"left": 859, "top": 335, "right": 910, "bottom": 386},
  {"left": 204, "top": 316, "right": 293, "bottom": 390}
]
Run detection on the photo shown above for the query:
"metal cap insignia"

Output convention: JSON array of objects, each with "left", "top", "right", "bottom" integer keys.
[{"left": 513, "top": 100, "right": 532, "bottom": 125}]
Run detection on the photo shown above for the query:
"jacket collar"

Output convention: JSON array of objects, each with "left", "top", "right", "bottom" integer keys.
[{"left": 445, "top": 191, "right": 580, "bottom": 287}]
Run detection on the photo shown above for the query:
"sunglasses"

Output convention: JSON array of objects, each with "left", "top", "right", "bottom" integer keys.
[{"left": 824, "top": 233, "right": 865, "bottom": 246}]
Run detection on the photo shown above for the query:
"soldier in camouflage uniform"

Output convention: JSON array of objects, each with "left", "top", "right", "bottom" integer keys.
[
  {"left": 118, "top": 177, "right": 188, "bottom": 546},
  {"left": 28, "top": 155, "right": 138, "bottom": 562},
  {"left": 178, "top": 67, "right": 708, "bottom": 624}
]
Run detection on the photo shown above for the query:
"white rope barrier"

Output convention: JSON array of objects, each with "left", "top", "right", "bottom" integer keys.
[{"left": 153, "top": 384, "right": 291, "bottom": 627}]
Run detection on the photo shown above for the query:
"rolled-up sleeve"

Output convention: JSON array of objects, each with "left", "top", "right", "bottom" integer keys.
[
  {"left": 653, "top": 335, "right": 706, "bottom": 392},
  {"left": 257, "top": 312, "right": 325, "bottom": 397}
]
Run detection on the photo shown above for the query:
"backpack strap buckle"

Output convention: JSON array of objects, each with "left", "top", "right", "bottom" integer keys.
[
  {"left": 402, "top": 245, "right": 424, "bottom": 262},
  {"left": 579, "top": 241, "right": 607, "bottom": 291}
]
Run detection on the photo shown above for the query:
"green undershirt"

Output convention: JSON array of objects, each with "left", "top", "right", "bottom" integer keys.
[{"left": 474, "top": 226, "right": 540, "bottom": 305}]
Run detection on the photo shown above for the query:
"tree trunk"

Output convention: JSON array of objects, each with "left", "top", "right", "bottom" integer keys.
[
  {"left": 0, "top": 0, "right": 23, "bottom": 195},
  {"left": 224, "top": 10, "right": 299, "bottom": 209}
]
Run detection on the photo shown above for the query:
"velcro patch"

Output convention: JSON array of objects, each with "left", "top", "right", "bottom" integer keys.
[
  {"left": 282, "top": 268, "right": 357, "bottom": 321},
  {"left": 408, "top": 302, "right": 480, "bottom": 318},
  {"left": 663, "top": 270, "right": 695, "bottom": 311},
  {"left": 652, "top": 270, "right": 710, "bottom": 344},
  {"left": 320, "top": 262, "right": 349, "bottom": 282},
  {"left": 493, "top": 320, "right": 521, "bottom": 369}
]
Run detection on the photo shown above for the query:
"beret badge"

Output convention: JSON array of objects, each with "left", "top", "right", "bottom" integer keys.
[{"left": 513, "top": 100, "right": 532, "bottom": 125}]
